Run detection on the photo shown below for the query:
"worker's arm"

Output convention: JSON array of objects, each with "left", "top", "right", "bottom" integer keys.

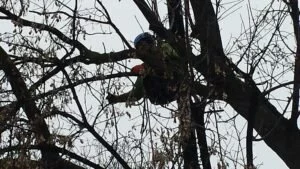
[
  {"left": 135, "top": 44, "right": 166, "bottom": 74},
  {"left": 107, "top": 77, "right": 144, "bottom": 104}
]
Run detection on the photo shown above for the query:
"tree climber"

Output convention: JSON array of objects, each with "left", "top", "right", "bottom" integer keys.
[{"left": 107, "top": 32, "right": 183, "bottom": 105}]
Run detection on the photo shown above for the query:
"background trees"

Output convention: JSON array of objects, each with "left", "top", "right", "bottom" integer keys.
[{"left": 0, "top": 0, "right": 298, "bottom": 168}]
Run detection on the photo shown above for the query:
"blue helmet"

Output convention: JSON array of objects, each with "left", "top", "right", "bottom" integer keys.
[{"left": 134, "top": 32, "right": 154, "bottom": 47}]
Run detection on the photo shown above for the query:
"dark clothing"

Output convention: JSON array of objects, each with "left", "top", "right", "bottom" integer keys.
[
  {"left": 143, "top": 75, "right": 179, "bottom": 105},
  {"left": 107, "top": 41, "right": 183, "bottom": 105}
]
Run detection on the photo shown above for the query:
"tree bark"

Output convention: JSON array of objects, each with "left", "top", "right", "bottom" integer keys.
[
  {"left": 133, "top": 0, "right": 300, "bottom": 167},
  {"left": 189, "top": 1, "right": 300, "bottom": 168},
  {"left": 0, "top": 46, "right": 61, "bottom": 168},
  {"left": 192, "top": 104, "right": 212, "bottom": 169},
  {"left": 135, "top": 0, "right": 300, "bottom": 168}
]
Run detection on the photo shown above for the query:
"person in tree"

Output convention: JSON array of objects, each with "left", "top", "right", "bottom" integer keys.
[{"left": 107, "top": 32, "right": 183, "bottom": 105}]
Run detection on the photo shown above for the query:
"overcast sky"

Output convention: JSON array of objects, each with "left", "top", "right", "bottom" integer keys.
[
  {"left": 98, "top": 1, "right": 291, "bottom": 168},
  {"left": 0, "top": 0, "right": 295, "bottom": 168}
]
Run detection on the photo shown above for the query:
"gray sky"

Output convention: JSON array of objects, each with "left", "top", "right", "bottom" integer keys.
[{"left": 0, "top": 0, "right": 294, "bottom": 168}]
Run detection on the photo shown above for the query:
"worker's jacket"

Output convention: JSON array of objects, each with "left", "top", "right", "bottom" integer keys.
[{"left": 135, "top": 41, "right": 183, "bottom": 104}]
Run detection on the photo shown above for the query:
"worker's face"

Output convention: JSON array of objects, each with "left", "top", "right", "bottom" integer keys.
[
  {"left": 135, "top": 40, "right": 154, "bottom": 50},
  {"left": 135, "top": 39, "right": 155, "bottom": 61},
  {"left": 136, "top": 41, "right": 152, "bottom": 56}
]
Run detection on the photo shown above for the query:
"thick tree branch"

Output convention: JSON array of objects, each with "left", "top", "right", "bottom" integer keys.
[
  {"left": 189, "top": 0, "right": 224, "bottom": 56},
  {"left": 183, "top": 129, "right": 200, "bottom": 169},
  {"left": 0, "top": 46, "right": 74, "bottom": 168},
  {"left": 191, "top": 103, "right": 212, "bottom": 169},
  {"left": 289, "top": 0, "right": 300, "bottom": 128},
  {"left": 29, "top": 49, "right": 135, "bottom": 92},
  {"left": 246, "top": 83, "right": 259, "bottom": 168},
  {"left": 192, "top": 52, "right": 300, "bottom": 169},
  {"left": 167, "top": 0, "right": 185, "bottom": 37},
  {"left": 187, "top": 1, "right": 300, "bottom": 168},
  {"left": 80, "top": 49, "right": 135, "bottom": 65}
]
